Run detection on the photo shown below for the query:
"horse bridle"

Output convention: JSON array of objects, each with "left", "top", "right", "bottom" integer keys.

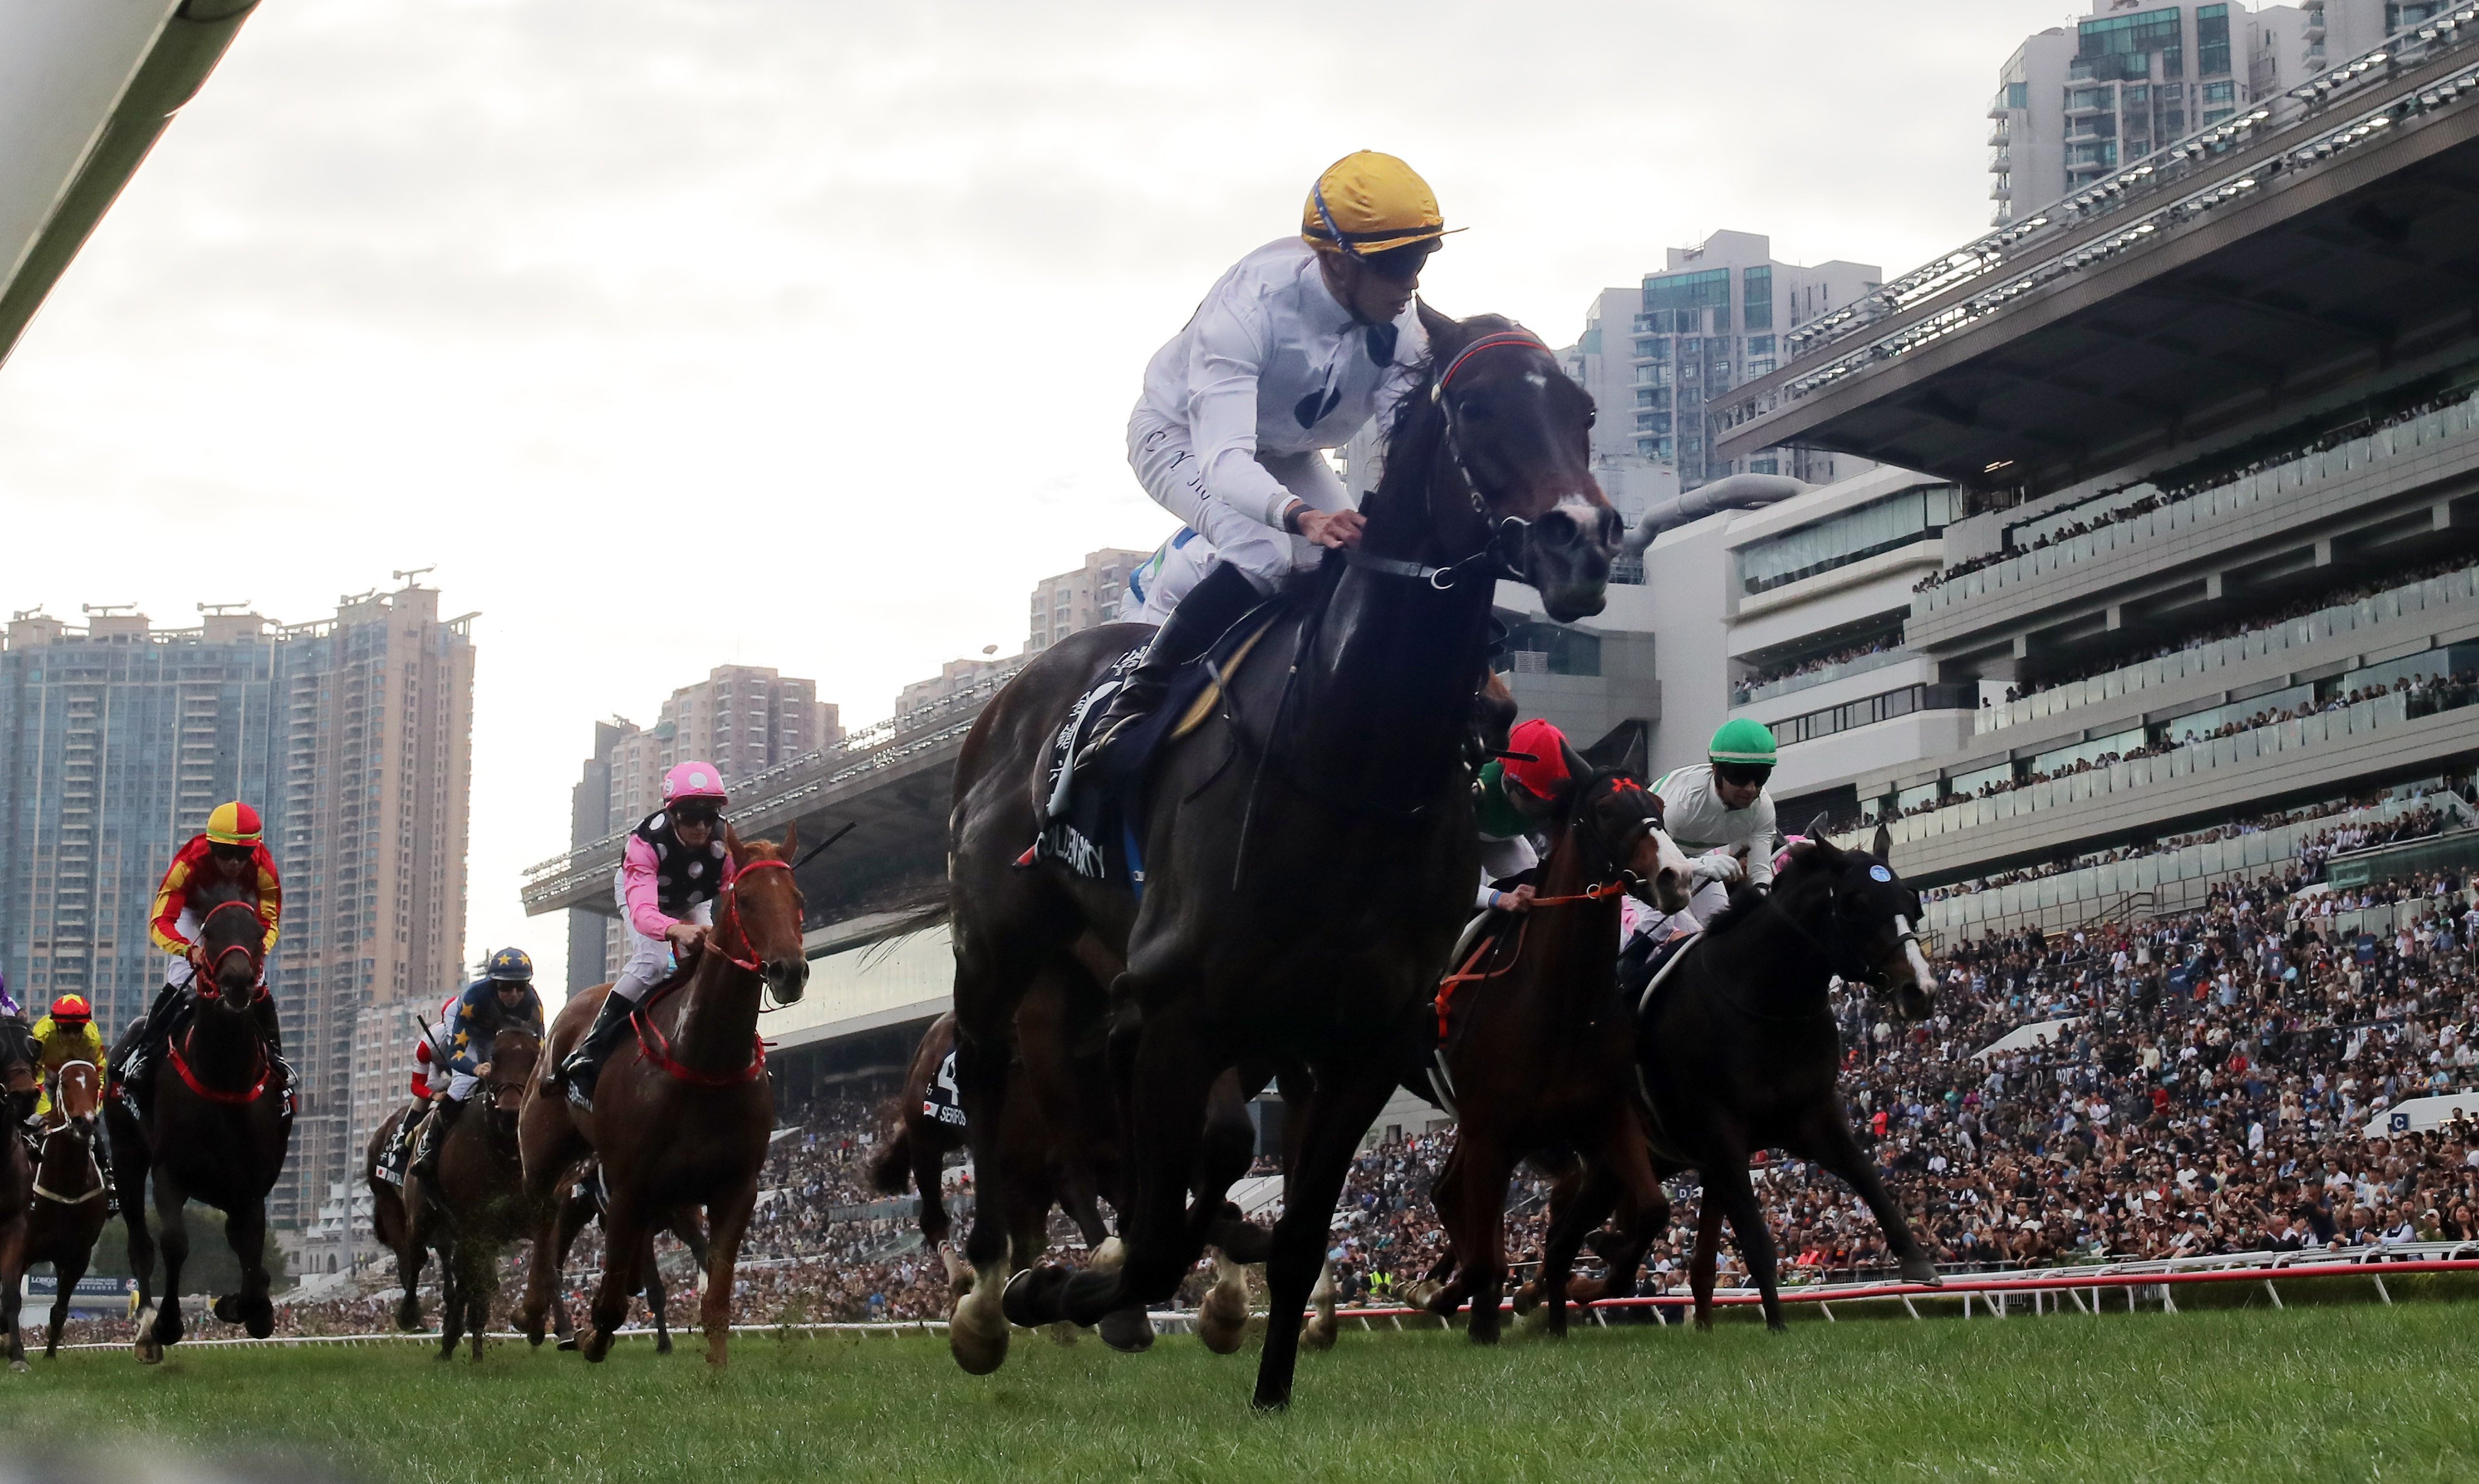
[
  {"left": 715, "top": 858, "right": 796, "bottom": 982},
  {"left": 1342, "top": 330, "right": 1550, "bottom": 593},
  {"left": 1759, "top": 878, "right": 1926, "bottom": 994},
  {"left": 193, "top": 898, "right": 267, "bottom": 1001}
]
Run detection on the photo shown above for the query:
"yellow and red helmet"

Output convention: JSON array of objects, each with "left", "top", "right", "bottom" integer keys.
[
  {"left": 50, "top": 994, "right": 90, "bottom": 1024},
  {"left": 205, "top": 801, "right": 263, "bottom": 847}
]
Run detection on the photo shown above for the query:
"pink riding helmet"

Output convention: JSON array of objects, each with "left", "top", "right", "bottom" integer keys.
[{"left": 661, "top": 761, "right": 728, "bottom": 805}]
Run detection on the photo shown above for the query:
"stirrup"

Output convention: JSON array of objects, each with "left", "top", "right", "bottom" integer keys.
[{"left": 1075, "top": 704, "right": 1150, "bottom": 775}]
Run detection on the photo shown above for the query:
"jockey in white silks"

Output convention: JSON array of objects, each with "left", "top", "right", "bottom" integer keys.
[
  {"left": 1081, "top": 149, "right": 1452, "bottom": 767},
  {"left": 1633, "top": 719, "right": 1781, "bottom": 942}
]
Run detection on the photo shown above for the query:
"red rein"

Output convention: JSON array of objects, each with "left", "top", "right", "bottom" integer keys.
[{"left": 629, "top": 858, "right": 791, "bottom": 1087}]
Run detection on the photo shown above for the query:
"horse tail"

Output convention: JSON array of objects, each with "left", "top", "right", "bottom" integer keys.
[{"left": 869, "top": 1125, "right": 914, "bottom": 1195}]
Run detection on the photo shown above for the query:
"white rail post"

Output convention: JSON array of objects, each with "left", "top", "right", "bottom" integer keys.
[{"left": 2263, "top": 1281, "right": 2283, "bottom": 1309}]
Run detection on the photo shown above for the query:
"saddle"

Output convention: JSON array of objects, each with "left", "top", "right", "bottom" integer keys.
[{"left": 1025, "top": 605, "right": 1284, "bottom": 898}]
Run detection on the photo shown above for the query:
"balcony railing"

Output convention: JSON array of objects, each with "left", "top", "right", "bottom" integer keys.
[
  {"left": 1917, "top": 390, "right": 2479, "bottom": 614},
  {"left": 1981, "top": 564, "right": 2479, "bottom": 731}
]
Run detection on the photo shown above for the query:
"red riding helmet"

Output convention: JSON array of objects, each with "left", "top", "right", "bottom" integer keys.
[
  {"left": 1501, "top": 718, "right": 1572, "bottom": 800},
  {"left": 50, "top": 993, "right": 90, "bottom": 1024}
]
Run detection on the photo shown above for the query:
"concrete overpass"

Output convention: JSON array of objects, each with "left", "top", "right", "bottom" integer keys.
[{"left": 1716, "top": 9, "right": 2479, "bottom": 500}]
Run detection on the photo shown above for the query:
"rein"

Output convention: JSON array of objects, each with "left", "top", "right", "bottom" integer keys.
[
  {"left": 168, "top": 1028, "right": 271, "bottom": 1105},
  {"left": 629, "top": 859, "right": 788, "bottom": 1088}
]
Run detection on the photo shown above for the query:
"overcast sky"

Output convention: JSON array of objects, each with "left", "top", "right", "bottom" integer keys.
[{"left": 0, "top": 0, "right": 2082, "bottom": 996}]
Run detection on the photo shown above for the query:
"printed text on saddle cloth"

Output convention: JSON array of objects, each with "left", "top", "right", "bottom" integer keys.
[{"left": 923, "top": 1050, "right": 966, "bottom": 1128}]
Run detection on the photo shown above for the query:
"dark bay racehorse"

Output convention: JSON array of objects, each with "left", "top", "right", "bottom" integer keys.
[
  {"left": 365, "top": 1104, "right": 442, "bottom": 1332},
  {"left": 958, "top": 309, "right": 1622, "bottom": 1407},
  {"left": 1415, "top": 744, "right": 1689, "bottom": 1342},
  {"left": 519, "top": 826, "right": 806, "bottom": 1367},
  {"left": 104, "top": 876, "right": 289, "bottom": 1361},
  {"left": 1600, "top": 829, "right": 1942, "bottom": 1332},
  {"left": 0, "top": 1016, "right": 39, "bottom": 1370},
  {"left": 11, "top": 1060, "right": 112, "bottom": 1363},
  {"left": 410, "top": 1026, "right": 546, "bottom": 1361}
]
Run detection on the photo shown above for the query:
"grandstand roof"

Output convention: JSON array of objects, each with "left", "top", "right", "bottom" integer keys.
[{"left": 1717, "top": 33, "right": 2479, "bottom": 497}]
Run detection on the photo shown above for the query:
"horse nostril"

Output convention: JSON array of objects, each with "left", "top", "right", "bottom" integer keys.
[{"left": 1596, "top": 507, "right": 1623, "bottom": 549}]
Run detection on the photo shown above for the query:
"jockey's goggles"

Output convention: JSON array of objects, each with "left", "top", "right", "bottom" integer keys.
[
  {"left": 672, "top": 802, "right": 721, "bottom": 827},
  {"left": 208, "top": 843, "right": 255, "bottom": 864},
  {"left": 1713, "top": 762, "right": 1773, "bottom": 790}
]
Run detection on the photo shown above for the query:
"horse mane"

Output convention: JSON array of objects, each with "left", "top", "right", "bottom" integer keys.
[
  {"left": 0, "top": 1011, "right": 31, "bottom": 1068},
  {"left": 1366, "top": 307, "right": 1525, "bottom": 520}
]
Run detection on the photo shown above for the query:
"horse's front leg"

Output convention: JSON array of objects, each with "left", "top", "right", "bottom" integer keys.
[
  {"left": 1791, "top": 1114, "right": 1942, "bottom": 1287},
  {"left": 0, "top": 1217, "right": 28, "bottom": 1371},
  {"left": 1456, "top": 1128, "right": 1516, "bottom": 1345},
  {"left": 213, "top": 1198, "right": 276, "bottom": 1338},
  {"left": 701, "top": 1183, "right": 756, "bottom": 1368},
  {"left": 148, "top": 1171, "right": 191, "bottom": 1350},
  {"left": 1534, "top": 1164, "right": 1621, "bottom": 1340},
  {"left": 583, "top": 1193, "right": 647, "bottom": 1363},
  {"left": 1255, "top": 1063, "right": 1396, "bottom": 1411},
  {"left": 948, "top": 941, "right": 1034, "bottom": 1375}
]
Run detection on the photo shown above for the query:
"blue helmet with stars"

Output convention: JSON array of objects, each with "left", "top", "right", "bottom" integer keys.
[{"left": 485, "top": 947, "right": 534, "bottom": 983}]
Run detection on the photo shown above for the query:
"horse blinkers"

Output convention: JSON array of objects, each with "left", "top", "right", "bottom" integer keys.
[{"left": 1832, "top": 863, "right": 1934, "bottom": 1021}]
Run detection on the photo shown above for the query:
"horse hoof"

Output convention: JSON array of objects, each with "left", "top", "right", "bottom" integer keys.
[
  {"left": 656, "top": 1336, "right": 674, "bottom": 1356},
  {"left": 1041, "top": 1322, "right": 1079, "bottom": 1348},
  {"left": 1399, "top": 1279, "right": 1440, "bottom": 1309},
  {"left": 134, "top": 1339, "right": 162, "bottom": 1366},
  {"left": 244, "top": 1299, "right": 274, "bottom": 1340},
  {"left": 398, "top": 1301, "right": 423, "bottom": 1333},
  {"left": 1194, "top": 1288, "right": 1249, "bottom": 1357},
  {"left": 1088, "top": 1237, "right": 1125, "bottom": 1273},
  {"left": 948, "top": 1286, "right": 1011, "bottom": 1376},
  {"left": 1466, "top": 1322, "right": 1502, "bottom": 1347},
  {"left": 1510, "top": 1283, "right": 1542, "bottom": 1316},
  {"left": 1299, "top": 1315, "right": 1338, "bottom": 1353},
  {"left": 1900, "top": 1257, "right": 1942, "bottom": 1287},
  {"left": 556, "top": 1336, "right": 578, "bottom": 1353},
  {"left": 211, "top": 1295, "right": 244, "bottom": 1325},
  {"left": 581, "top": 1330, "right": 613, "bottom": 1363},
  {"left": 9, "top": 1358, "right": 26, "bottom": 1374},
  {"left": 1097, "top": 1306, "right": 1153, "bottom": 1354}
]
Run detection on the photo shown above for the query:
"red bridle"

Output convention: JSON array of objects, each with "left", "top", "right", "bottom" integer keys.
[
  {"left": 1432, "top": 330, "right": 1548, "bottom": 398},
  {"left": 193, "top": 898, "right": 268, "bottom": 1002},
  {"left": 713, "top": 858, "right": 795, "bottom": 973}
]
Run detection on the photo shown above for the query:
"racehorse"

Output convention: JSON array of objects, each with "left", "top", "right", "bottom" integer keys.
[
  {"left": 1591, "top": 827, "right": 1941, "bottom": 1333},
  {"left": 517, "top": 825, "right": 804, "bottom": 1367},
  {"left": 958, "top": 308, "right": 1623, "bottom": 1408},
  {"left": 104, "top": 874, "right": 290, "bottom": 1361},
  {"left": 1413, "top": 740, "right": 1690, "bottom": 1342},
  {"left": 534, "top": 1174, "right": 708, "bottom": 1355},
  {"left": 408, "top": 1026, "right": 546, "bottom": 1361},
  {"left": 8, "top": 1061, "right": 112, "bottom": 1363},
  {"left": 365, "top": 1104, "right": 442, "bottom": 1331},
  {"left": 0, "top": 1016, "right": 39, "bottom": 1370}
]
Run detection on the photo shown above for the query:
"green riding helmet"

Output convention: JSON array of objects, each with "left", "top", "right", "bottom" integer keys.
[{"left": 1709, "top": 718, "right": 1778, "bottom": 767}]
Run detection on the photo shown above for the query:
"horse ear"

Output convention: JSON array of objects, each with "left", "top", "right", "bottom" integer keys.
[
  {"left": 1580, "top": 720, "right": 1646, "bottom": 776},
  {"left": 780, "top": 820, "right": 800, "bottom": 859},
  {"left": 1872, "top": 823, "right": 1893, "bottom": 865},
  {"left": 724, "top": 821, "right": 745, "bottom": 863}
]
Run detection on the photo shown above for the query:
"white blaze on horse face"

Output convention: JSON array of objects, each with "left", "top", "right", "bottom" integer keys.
[
  {"left": 1646, "top": 825, "right": 1694, "bottom": 911},
  {"left": 1896, "top": 915, "right": 1934, "bottom": 991}
]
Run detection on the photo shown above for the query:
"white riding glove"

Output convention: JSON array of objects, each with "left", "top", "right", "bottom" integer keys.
[{"left": 1691, "top": 851, "right": 1744, "bottom": 887}]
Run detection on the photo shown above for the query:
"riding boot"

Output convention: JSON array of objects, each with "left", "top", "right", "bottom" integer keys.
[
  {"left": 410, "top": 1097, "right": 463, "bottom": 1184},
  {"left": 116, "top": 981, "right": 189, "bottom": 1099},
  {"left": 558, "top": 992, "right": 639, "bottom": 1112},
  {"left": 1076, "top": 561, "right": 1263, "bottom": 776},
  {"left": 249, "top": 992, "right": 295, "bottom": 1089}
]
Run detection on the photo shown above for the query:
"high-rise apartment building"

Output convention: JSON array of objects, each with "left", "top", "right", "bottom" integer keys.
[
  {"left": 1560, "top": 232, "right": 1881, "bottom": 491},
  {"left": 564, "top": 666, "right": 841, "bottom": 989},
  {"left": 1986, "top": 0, "right": 2420, "bottom": 225},
  {"left": 0, "top": 581, "right": 475, "bottom": 1229},
  {"left": 1027, "top": 549, "right": 1148, "bottom": 653}
]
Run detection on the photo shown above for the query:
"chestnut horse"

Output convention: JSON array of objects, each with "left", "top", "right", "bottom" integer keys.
[
  {"left": 104, "top": 875, "right": 290, "bottom": 1361},
  {"left": 963, "top": 309, "right": 1625, "bottom": 1408},
  {"left": 517, "top": 825, "right": 806, "bottom": 1366},
  {"left": 1413, "top": 741, "right": 1688, "bottom": 1342},
  {"left": 8, "top": 1060, "right": 112, "bottom": 1363}
]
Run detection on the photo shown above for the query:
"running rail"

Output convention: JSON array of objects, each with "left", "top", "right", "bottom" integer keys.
[{"left": 38, "top": 1244, "right": 2479, "bottom": 1348}]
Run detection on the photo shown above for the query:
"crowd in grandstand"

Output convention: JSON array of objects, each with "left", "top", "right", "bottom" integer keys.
[{"left": 1916, "top": 387, "right": 2479, "bottom": 595}]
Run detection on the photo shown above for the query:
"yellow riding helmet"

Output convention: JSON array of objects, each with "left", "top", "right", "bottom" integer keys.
[
  {"left": 205, "top": 800, "right": 263, "bottom": 846},
  {"left": 1300, "top": 151, "right": 1450, "bottom": 259}
]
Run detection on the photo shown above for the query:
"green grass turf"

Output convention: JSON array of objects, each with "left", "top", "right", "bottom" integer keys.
[{"left": 6, "top": 1299, "right": 2477, "bottom": 1482}]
